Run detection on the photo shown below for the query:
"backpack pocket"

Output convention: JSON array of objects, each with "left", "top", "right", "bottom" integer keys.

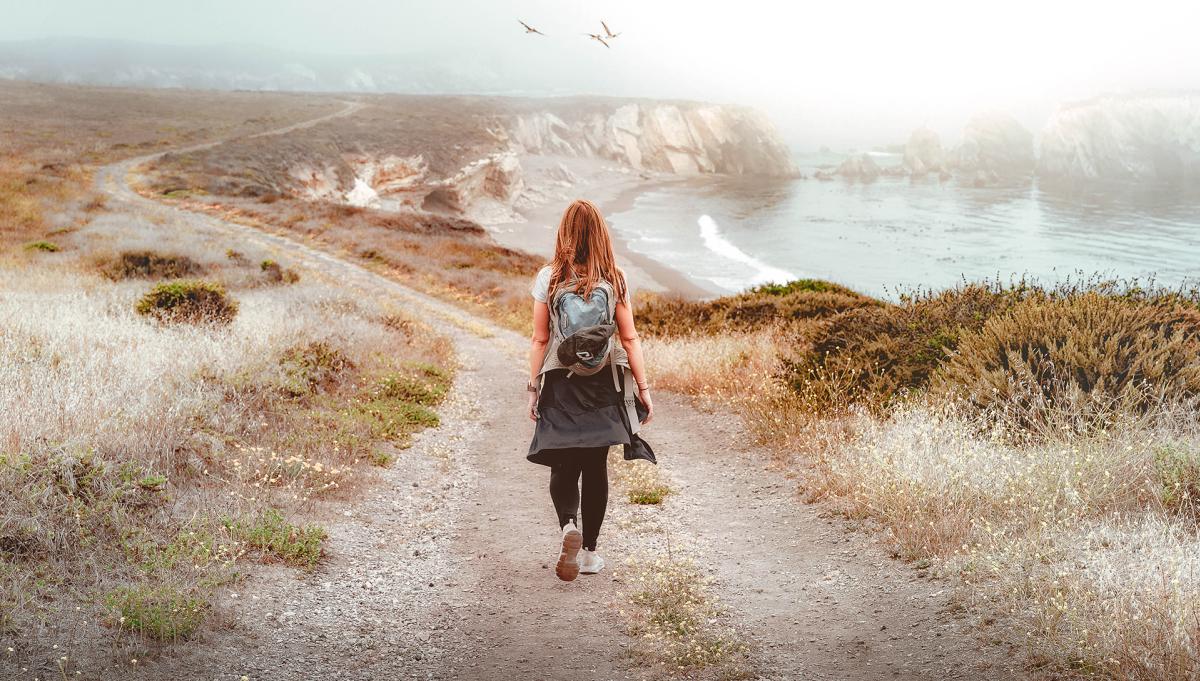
[{"left": 556, "top": 324, "right": 616, "bottom": 370}]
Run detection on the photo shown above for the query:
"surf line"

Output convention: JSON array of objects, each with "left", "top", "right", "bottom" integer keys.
[{"left": 698, "top": 214, "right": 795, "bottom": 286}]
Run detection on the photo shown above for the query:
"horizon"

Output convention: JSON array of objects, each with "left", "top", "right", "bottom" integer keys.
[{"left": 2, "top": 0, "right": 1198, "bottom": 148}]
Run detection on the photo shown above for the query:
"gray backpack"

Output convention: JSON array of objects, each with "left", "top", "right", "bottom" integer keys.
[{"left": 538, "top": 278, "right": 626, "bottom": 386}]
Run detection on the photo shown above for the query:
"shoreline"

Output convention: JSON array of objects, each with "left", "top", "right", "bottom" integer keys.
[{"left": 486, "top": 155, "right": 716, "bottom": 301}]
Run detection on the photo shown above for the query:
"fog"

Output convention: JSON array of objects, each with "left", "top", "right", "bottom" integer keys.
[{"left": 3, "top": 0, "right": 1198, "bottom": 148}]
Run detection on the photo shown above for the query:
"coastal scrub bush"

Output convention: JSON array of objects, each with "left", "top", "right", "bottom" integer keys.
[
  {"left": 227, "top": 508, "right": 326, "bottom": 570},
  {"left": 261, "top": 258, "right": 300, "bottom": 284},
  {"left": 784, "top": 283, "right": 1026, "bottom": 411},
  {"left": 135, "top": 280, "right": 238, "bottom": 325},
  {"left": 1154, "top": 444, "right": 1200, "bottom": 517},
  {"left": 372, "top": 362, "right": 452, "bottom": 406},
  {"left": 106, "top": 585, "right": 207, "bottom": 641},
  {"left": 23, "top": 240, "right": 59, "bottom": 252},
  {"left": 638, "top": 278, "right": 876, "bottom": 337},
  {"left": 98, "top": 249, "right": 201, "bottom": 280},
  {"left": 279, "top": 340, "right": 355, "bottom": 397},
  {"left": 933, "top": 292, "right": 1200, "bottom": 430}
]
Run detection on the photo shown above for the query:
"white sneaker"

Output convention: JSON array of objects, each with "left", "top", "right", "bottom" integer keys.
[
  {"left": 578, "top": 549, "right": 605, "bottom": 575},
  {"left": 555, "top": 522, "right": 582, "bottom": 582}
]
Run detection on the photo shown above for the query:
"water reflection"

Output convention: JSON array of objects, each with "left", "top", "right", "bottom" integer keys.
[{"left": 608, "top": 171, "right": 1200, "bottom": 299}]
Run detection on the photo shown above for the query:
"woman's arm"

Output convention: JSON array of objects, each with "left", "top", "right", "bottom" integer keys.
[
  {"left": 615, "top": 301, "right": 654, "bottom": 424},
  {"left": 528, "top": 300, "right": 551, "bottom": 420}
]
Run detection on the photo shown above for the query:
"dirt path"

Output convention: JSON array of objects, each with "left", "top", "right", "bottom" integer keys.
[{"left": 96, "top": 108, "right": 1021, "bottom": 680}]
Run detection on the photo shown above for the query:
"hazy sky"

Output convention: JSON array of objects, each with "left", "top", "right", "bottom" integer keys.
[{"left": 4, "top": 0, "right": 1199, "bottom": 147}]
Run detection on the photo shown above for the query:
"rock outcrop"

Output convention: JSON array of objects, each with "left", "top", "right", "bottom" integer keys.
[
  {"left": 288, "top": 100, "right": 795, "bottom": 222},
  {"left": 947, "top": 113, "right": 1035, "bottom": 184},
  {"left": 903, "top": 127, "right": 945, "bottom": 176},
  {"left": 1038, "top": 93, "right": 1200, "bottom": 182},
  {"left": 829, "top": 153, "right": 881, "bottom": 180},
  {"left": 506, "top": 102, "right": 796, "bottom": 177}
]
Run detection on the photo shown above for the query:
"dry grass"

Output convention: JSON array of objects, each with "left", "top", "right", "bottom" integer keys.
[
  {"left": 621, "top": 554, "right": 751, "bottom": 678},
  {"left": 641, "top": 276, "right": 1200, "bottom": 678},
  {"left": 606, "top": 449, "right": 750, "bottom": 678},
  {"left": 933, "top": 292, "right": 1200, "bottom": 431},
  {"left": 810, "top": 405, "right": 1200, "bottom": 678},
  {"left": 0, "top": 210, "right": 452, "bottom": 672}
]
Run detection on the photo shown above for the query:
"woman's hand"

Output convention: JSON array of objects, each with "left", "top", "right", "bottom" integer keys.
[
  {"left": 527, "top": 387, "right": 540, "bottom": 421},
  {"left": 639, "top": 387, "right": 654, "bottom": 425}
]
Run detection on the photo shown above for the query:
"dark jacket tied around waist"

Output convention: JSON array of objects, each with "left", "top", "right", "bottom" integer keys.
[{"left": 527, "top": 276, "right": 655, "bottom": 466}]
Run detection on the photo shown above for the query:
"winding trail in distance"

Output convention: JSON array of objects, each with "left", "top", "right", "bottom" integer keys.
[{"left": 97, "top": 102, "right": 1021, "bottom": 681}]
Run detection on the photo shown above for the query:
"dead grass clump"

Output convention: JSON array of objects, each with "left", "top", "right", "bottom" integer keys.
[
  {"left": 98, "top": 250, "right": 202, "bottom": 280},
  {"left": 609, "top": 449, "right": 673, "bottom": 505},
  {"left": 933, "top": 293, "right": 1200, "bottom": 431},
  {"left": 1, "top": 162, "right": 45, "bottom": 238},
  {"left": 278, "top": 341, "right": 356, "bottom": 397},
  {"left": 260, "top": 259, "right": 301, "bottom": 284},
  {"left": 638, "top": 278, "right": 877, "bottom": 337},
  {"left": 1152, "top": 444, "right": 1200, "bottom": 519},
  {"left": 135, "top": 280, "right": 239, "bottom": 325},
  {"left": 622, "top": 555, "right": 752, "bottom": 676}
]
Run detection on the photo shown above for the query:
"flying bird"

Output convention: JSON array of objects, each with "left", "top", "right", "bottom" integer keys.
[
  {"left": 586, "top": 33, "right": 611, "bottom": 48},
  {"left": 601, "top": 21, "right": 621, "bottom": 39},
  {"left": 519, "top": 20, "right": 545, "bottom": 35}
]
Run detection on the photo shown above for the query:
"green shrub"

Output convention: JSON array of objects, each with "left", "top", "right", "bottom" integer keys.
[
  {"left": 342, "top": 363, "right": 451, "bottom": 444},
  {"left": 628, "top": 485, "right": 671, "bottom": 505},
  {"left": 933, "top": 293, "right": 1200, "bottom": 428},
  {"left": 106, "top": 585, "right": 207, "bottom": 640},
  {"left": 135, "top": 280, "right": 238, "bottom": 325},
  {"left": 372, "top": 362, "right": 452, "bottom": 406},
  {"left": 353, "top": 397, "right": 440, "bottom": 441},
  {"left": 99, "top": 250, "right": 201, "bottom": 280},
  {"left": 1154, "top": 445, "right": 1200, "bottom": 516},
  {"left": 227, "top": 509, "right": 326, "bottom": 570},
  {"left": 24, "top": 240, "right": 59, "bottom": 252},
  {"left": 279, "top": 341, "right": 355, "bottom": 396},
  {"left": 638, "top": 278, "right": 877, "bottom": 337},
  {"left": 261, "top": 258, "right": 300, "bottom": 284},
  {"left": 784, "top": 283, "right": 1026, "bottom": 410}
]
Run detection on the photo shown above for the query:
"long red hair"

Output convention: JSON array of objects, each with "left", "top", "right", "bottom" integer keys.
[{"left": 547, "top": 199, "right": 628, "bottom": 304}]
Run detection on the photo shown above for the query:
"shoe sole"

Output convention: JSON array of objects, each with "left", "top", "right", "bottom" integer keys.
[{"left": 556, "top": 528, "right": 583, "bottom": 582}]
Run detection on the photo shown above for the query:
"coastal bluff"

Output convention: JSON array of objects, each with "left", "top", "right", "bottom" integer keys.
[
  {"left": 1038, "top": 92, "right": 1200, "bottom": 182},
  {"left": 505, "top": 101, "right": 796, "bottom": 177},
  {"left": 275, "top": 97, "right": 796, "bottom": 223}
]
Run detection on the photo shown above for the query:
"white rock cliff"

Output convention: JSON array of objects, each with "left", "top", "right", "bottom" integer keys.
[
  {"left": 506, "top": 102, "right": 796, "bottom": 177},
  {"left": 1039, "top": 93, "right": 1200, "bottom": 181}
]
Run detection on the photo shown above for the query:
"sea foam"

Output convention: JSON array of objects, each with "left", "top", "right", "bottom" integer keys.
[{"left": 698, "top": 214, "right": 795, "bottom": 288}]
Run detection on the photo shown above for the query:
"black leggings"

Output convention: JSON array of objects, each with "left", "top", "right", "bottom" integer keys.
[{"left": 548, "top": 446, "right": 609, "bottom": 551}]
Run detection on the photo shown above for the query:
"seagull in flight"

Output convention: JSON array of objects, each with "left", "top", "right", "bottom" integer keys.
[
  {"left": 601, "top": 21, "right": 621, "bottom": 39},
  {"left": 519, "top": 20, "right": 545, "bottom": 35},
  {"left": 586, "top": 33, "right": 611, "bottom": 48}
]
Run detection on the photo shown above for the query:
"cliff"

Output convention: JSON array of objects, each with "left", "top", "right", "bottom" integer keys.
[
  {"left": 288, "top": 99, "right": 795, "bottom": 223},
  {"left": 1038, "top": 93, "right": 1200, "bottom": 181},
  {"left": 504, "top": 102, "right": 796, "bottom": 177},
  {"left": 947, "top": 113, "right": 1035, "bottom": 185}
]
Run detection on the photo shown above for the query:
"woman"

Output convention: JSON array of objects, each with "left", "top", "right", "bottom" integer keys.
[{"left": 526, "top": 199, "right": 655, "bottom": 583}]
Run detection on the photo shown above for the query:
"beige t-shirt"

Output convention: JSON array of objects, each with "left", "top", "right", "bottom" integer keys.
[{"left": 530, "top": 265, "right": 632, "bottom": 306}]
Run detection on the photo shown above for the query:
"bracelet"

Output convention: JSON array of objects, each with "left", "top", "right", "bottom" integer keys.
[
  {"left": 636, "top": 382, "right": 649, "bottom": 391},
  {"left": 526, "top": 380, "right": 539, "bottom": 393}
]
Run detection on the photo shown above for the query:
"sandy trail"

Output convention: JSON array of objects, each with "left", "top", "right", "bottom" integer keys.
[{"left": 95, "top": 105, "right": 1019, "bottom": 680}]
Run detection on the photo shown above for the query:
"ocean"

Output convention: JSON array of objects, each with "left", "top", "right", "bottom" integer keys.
[{"left": 606, "top": 153, "right": 1200, "bottom": 299}]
